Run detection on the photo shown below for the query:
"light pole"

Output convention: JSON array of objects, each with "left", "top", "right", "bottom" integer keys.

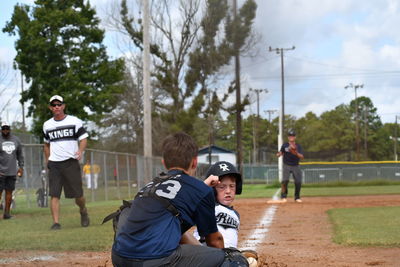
[
  {"left": 345, "top": 83, "right": 363, "bottom": 161},
  {"left": 395, "top": 115, "right": 400, "bottom": 161},
  {"left": 269, "top": 46, "right": 295, "bottom": 181},
  {"left": 250, "top": 88, "right": 268, "bottom": 164},
  {"left": 265, "top": 109, "right": 278, "bottom": 123}
]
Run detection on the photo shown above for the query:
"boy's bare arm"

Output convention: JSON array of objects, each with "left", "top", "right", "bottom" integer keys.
[
  {"left": 204, "top": 175, "right": 220, "bottom": 187},
  {"left": 180, "top": 231, "right": 201, "bottom": 245}
]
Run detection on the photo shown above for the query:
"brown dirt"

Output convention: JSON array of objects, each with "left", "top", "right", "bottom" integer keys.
[
  {"left": 0, "top": 195, "right": 399, "bottom": 266},
  {"left": 236, "top": 195, "right": 400, "bottom": 267}
]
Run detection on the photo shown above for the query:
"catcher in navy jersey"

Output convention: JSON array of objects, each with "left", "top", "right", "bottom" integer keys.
[
  {"left": 112, "top": 133, "right": 250, "bottom": 267},
  {"left": 43, "top": 95, "right": 89, "bottom": 230}
]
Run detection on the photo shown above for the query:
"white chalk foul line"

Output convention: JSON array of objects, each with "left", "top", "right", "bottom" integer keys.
[{"left": 240, "top": 189, "right": 280, "bottom": 251}]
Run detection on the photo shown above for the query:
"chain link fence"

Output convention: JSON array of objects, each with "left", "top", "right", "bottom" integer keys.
[
  {"left": 11, "top": 144, "right": 213, "bottom": 208},
  {"left": 9, "top": 143, "right": 400, "bottom": 209},
  {"left": 243, "top": 162, "right": 400, "bottom": 184}
]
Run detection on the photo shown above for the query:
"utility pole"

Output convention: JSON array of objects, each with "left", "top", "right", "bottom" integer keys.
[
  {"left": 250, "top": 88, "right": 268, "bottom": 118},
  {"left": 345, "top": 83, "right": 363, "bottom": 161},
  {"left": 363, "top": 106, "right": 369, "bottom": 159},
  {"left": 142, "top": 0, "right": 152, "bottom": 181},
  {"left": 250, "top": 88, "right": 268, "bottom": 164},
  {"left": 233, "top": 0, "right": 243, "bottom": 173},
  {"left": 269, "top": 46, "right": 295, "bottom": 141},
  {"left": 265, "top": 109, "right": 277, "bottom": 123},
  {"left": 395, "top": 115, "right": 399, "bottom": 161},
  {"left": 269, "top": 46, "right": 295, "bottom": 181},
  {"left": 21, "top": 73, "right": 26, "bottom": 131}
]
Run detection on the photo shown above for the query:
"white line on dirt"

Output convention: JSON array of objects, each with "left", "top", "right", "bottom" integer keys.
[
  {"left": 0, "top": 255, "right": 57, "bottom": 264},
  {"left": 240, "top": 189, "right": 280, "bottom": 251}
]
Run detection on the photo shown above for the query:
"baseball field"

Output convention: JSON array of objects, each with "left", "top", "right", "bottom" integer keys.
[{"left": 0, "top": 183, "right": 399, "bottom": 266}]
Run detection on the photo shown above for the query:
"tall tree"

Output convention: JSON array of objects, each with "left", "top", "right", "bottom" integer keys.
[
  {"left": 114, "top": 0, "right": 256, "bottom": 137},
  {"left": 3, "top": 0, "right": 125, "bottom": 136}
]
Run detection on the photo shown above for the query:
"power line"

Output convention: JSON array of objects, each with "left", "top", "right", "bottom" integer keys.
[{"left": 248, "top": 70, "right": 400, "bottom": 81}]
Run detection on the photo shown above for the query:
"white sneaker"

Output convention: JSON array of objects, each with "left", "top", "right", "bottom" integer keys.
[
  {"left": 281, "top": 198, "right": 287, "bottom": 203},
  {"left": 295, "top": 198, "right": 303, "bottom": 203}
]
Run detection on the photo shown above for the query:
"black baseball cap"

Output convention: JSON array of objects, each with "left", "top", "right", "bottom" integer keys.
[{"left": 288, "top": 130, "right": 296, "bottom": 136}]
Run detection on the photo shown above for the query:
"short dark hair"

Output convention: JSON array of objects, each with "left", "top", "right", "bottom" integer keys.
[{"left": 162, "top": 132, "right": 198, "bottom": 170}]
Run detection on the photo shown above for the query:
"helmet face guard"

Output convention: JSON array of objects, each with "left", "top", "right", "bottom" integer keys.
[{"left": 205, "top": 161, "right": 242, "bottom": 194}]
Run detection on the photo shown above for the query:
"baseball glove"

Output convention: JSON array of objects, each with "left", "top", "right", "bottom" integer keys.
[{"left": 289, "top": 145, "right": 297, "bottom": 155}]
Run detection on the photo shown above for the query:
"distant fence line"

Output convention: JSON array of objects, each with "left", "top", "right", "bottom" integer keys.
[
  {"left": 9, "top": 144, "right": 400, "bottom": 208},
  {"left": 243, "top": 162, "right": 400, "bottom": 184}
]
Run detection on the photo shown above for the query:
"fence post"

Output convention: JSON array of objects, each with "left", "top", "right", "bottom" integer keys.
[
  {"left": 103, "top": 153, "right": 108, "bottom": 201},
  {"left": 115, "top": 153, "right": 121, "bottom": 199},
  {"left": 126, "top": 154, "right": 131, "bottom": 199}
]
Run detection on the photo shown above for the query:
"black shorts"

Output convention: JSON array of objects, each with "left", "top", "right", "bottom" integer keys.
[
  {"left": 48, "top": 159, "right": 83, "bottom": 198},
  {"left": 0, "top": 175, "right": 17, "bottom": 191}
]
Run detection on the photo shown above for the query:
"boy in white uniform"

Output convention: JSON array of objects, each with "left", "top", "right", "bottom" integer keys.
[{"left": 194, "top": 161, "right": 258, "bottom": 266}]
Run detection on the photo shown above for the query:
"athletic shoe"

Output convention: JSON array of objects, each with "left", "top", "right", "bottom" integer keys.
[
  {"left": 80, "top": 210, "right": 90, "bottom": 227},
  {"left": 50, "top": 223, "right": 61, "bottom": 230},
  {"left": 295, "top": 198, "right": 303, "bottom": 203},
  {"left": 3, "top": 213, "right": 13, "bottom": 219},
  {"left": 281, "top": 198, "right": 287, "bottom": 203}
]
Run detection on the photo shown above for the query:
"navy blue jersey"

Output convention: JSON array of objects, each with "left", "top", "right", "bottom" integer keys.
[
  {"left": 280, "top": 143, "right": 303, "bottom": 166},
  {"left": 112, "top": 169, "right": 218, "bottom": 259}
]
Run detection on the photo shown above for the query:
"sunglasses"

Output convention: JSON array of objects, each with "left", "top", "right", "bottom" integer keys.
[
  {"left": 1, "top": 126, "right": 10, "bottom": 130},
  {"left": 50, "top": 103, "right": 63, "bottom": 107}
]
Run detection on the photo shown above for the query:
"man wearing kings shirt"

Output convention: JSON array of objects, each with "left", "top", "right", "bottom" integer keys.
[{"left": 43, "top": 95, "right": 90, "bottom": 230}]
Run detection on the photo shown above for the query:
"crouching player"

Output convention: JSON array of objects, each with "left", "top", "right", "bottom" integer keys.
[{"left": 194, "top": 161, "right": 259, "bottom": 267}]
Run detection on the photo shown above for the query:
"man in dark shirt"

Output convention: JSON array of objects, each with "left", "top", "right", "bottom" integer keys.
[
  {"left": 0, "top": 122, "right": 24, "bottom": 219},
  {"left": 276, "top": 130, "right": 304, "bottom": 202}
]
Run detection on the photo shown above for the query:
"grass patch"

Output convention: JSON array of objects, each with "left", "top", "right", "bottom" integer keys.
[
  {"left": 239, "top": 184, "right": 400, "bottom": 199},
  {"left": 328, "top": 206, "right": 400, "bottom": 247},
  {"left": 1, "top": 182, "right": 399, "bottom": 251},
  {"left": 0, "top": 199, "right": 120, "bottom": 251}
]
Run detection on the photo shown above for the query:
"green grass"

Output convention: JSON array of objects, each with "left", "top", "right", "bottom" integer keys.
[
  {"left": 239, "top": 183, "right": 400, "bottom": 198},
  {"left": 0, "top": 199, "right": 119, "bottom": 251},
  {"left": 328, "top": 206, "right": 400, "bottom": 247},
  {"left": 1, "top": 182, "right": 399, "bottom": 251}
]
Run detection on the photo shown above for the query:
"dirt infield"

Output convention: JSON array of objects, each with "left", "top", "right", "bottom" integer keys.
[{"left": 0, "top": 194, "right": 399, "bottom": 266}]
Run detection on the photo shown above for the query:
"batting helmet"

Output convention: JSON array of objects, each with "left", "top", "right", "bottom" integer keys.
[{"left": 205, "top": 161, "right": 242, "bottom": 194}]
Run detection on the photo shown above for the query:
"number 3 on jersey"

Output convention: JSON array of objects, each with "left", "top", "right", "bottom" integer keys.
[{"left": 155, "top": 180, "right": 182, "bottom": 199}]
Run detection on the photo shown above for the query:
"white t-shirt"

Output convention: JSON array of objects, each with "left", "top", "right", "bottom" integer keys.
[
  {"left": 43, "top": 115, "right": 88, "bottom": 162},
  {"left": 193, "top": 203, "right": 240, "bottom": 248}
]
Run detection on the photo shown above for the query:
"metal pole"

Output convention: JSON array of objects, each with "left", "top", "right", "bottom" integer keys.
[
  {"left": 21, "top": 73, "right": 26, "bottom": 130},
  {"left": 363, "top": 106, "right": 368, "bottom": 159},
  {"left": 395, "top": 116, "right": 398, "bottom": 161},
  {"left": 103, "top": 153, "right": 108, "bottom": 201},
  {"left": 345, "top": 83, "right": 363, "bottom": 161},
  {"left": 233, "top": 0, "right": 243, "bottom": 174},
  {"left": 126, "top": 154, "right": 131, "bottom": 199},
  {"left": 142, "top": 0, "right": 152, "bottom": 180},
  {"left": 354, "top": 87, "right": 360, "bottom": 160},
  {"left": 269, "top": 46, "right": 295, "bottom": 181},
  {"left": 90, "top": 151, "right": 95, "bottom": 202}
]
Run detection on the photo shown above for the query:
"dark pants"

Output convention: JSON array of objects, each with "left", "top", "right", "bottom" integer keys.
[
  {"left": 0, "top": 175, "right": 17, "bottom": 191},
  {"left": 112, "top": 244, "right": 225, "bottom": 267},
  {"left": 281, "top": 164, "right": 302, "bottom": 199},
  {"left": 48, "top": 159, "right": 83, "bottom": 198}
]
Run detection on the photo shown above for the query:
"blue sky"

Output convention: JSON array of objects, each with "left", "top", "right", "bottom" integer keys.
[{"left": 1, "top": 0, "right": 400, "bottom": 127}]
